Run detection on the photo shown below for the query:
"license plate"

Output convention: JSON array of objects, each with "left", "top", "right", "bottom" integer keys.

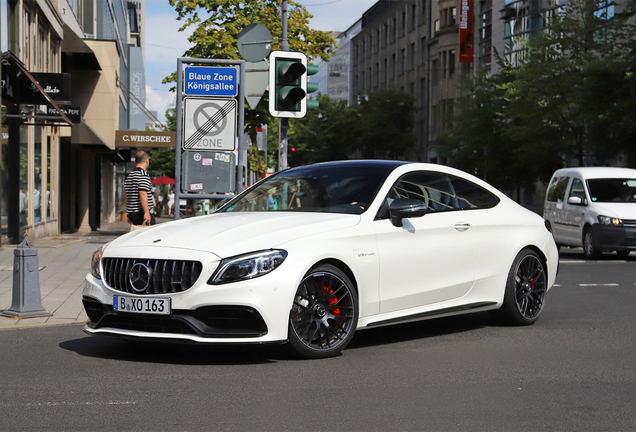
[{"left": 113, "top": 295, "right": 171, "bottom": 315}]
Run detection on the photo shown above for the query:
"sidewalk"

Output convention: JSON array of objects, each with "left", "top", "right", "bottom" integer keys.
[{"left": 0, "top": 215, "right": 174, "bottom": 330}]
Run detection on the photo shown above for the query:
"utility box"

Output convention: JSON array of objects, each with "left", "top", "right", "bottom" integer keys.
[{"left": 182, "top": 150, "right": 236, "bottom": 193}]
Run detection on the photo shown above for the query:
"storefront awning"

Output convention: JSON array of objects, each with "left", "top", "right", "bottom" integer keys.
[
  {"left": 60, "top": 24, "right": 101, "bottom": 71},
  {"left": 1, "top": 51, "right": 73, "bottom": 126}
]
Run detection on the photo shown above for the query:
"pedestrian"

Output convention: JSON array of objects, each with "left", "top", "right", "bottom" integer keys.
[
  {"left": 124, "top": 150, "right": 155, "bottom": 227},
  {"left": 157, "top": 194, "right": 164, "bottom": 216},
  {"left": 168, "top": 189, "right": 175, "bottom": 216}
]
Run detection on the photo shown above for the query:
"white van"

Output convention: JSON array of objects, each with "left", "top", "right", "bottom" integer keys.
[{"left": 543, "top": 167, "right": 636, "bottom": 259}]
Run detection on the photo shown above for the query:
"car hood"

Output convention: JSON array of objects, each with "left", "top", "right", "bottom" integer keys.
[
  {"left": 591, "top": 202, "right": 636, "bottom": 219},
  {"left": 105, "top": 212, "right": 361, "bottom": 258}
]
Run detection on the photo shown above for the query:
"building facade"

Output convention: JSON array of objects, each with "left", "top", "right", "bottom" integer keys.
[{"left": 1, "top": 0, "right": 148, "bottom": 244}]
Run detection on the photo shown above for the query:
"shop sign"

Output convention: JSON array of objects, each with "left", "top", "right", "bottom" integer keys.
[
  {"left": 459, "top": 0, "right": 474, "bottom": 63},
  {"left": 28, "top": 73, "right": 72, "bottom": 102},
  {"left": 47, "top": 105, "right": 82, "bottom": 124},
  {"left": 115, "top": 130, "right": 177, "bottom": 148}
]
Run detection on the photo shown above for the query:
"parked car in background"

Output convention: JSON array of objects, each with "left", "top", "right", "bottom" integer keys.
[
  {"left": 84, "top": 161, "right": 558, "bottom": 358},
  {"left": 543, "top": 167, "right": 636, "bottom": 259}
]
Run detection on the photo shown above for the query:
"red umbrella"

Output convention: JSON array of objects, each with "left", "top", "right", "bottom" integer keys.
[{"left": 151, "top": 175, "right": 175, "bottom": 185}]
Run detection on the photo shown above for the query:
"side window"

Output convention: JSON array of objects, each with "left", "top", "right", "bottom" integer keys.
[
  {"left": 568, "top": 178, "right": 586, "bottom": 203},
  {"left": 448, "top": 175, "right": 500, "bottom": 209},
  {"left": 546, "top": 176, "right": 570, "bottom": 203}
]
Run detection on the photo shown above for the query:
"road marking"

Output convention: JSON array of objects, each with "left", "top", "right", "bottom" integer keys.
[
  {"left": 0, "top": 401, "right": 137, "bottom": 407},
  {"left": 553, "top": 284, "right": 561, "bottom": 287},
  {"left": 579, "top": 283, "right": 620, "bottom": 287}
]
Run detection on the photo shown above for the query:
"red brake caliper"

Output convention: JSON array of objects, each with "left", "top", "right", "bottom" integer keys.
[{"left": 323, "top": 285, "right": 340, "bottom": 316}]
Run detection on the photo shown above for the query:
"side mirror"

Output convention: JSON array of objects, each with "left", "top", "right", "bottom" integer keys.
[
  {"left": 567, "top": 196, "right": 583, "bottom": 205},
  {"left": 388, "top": 198, "right": 428, "bottom": 227}
]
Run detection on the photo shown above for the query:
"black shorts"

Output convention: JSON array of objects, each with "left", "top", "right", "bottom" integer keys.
[{"left": 128, "top": 212, "right": 156, "bottom": 226}]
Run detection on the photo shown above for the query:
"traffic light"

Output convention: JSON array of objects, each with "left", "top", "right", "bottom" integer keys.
[
  {"left": 269, "top": 51, "right": 312, "bottom": 118},
  {"left": 306, "top": 63, "right": 320, "bottom": 111}
]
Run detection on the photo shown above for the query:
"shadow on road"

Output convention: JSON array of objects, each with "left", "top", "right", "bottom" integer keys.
[
  {"left": 60, "top": 312, "right": 495, "bottom": 364},
  {"left": 347, "top": 312, "right": 493, "bottom": 351},
  {"left": 558, "top": 247, "right": 635, "bottom": 261},
  {"left": 59, "top": 335, "right": 288, "bottom": 365}
]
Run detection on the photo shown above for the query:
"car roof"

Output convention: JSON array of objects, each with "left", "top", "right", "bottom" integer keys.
[
  {"left": 552, "top": 166, "right": 636, "bottom": 180},
  {"left": 299, "top": 160, "right": 410, "bottom": 170}
]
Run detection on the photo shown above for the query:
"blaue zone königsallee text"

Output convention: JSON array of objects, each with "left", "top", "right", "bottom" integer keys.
[{"left": 184, "top": 66, "right": 238, "bottom": 97}]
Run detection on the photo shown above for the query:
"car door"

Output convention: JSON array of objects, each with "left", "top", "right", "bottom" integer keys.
[
  {"left": 373, "top": 171, "right": 482, "bottom": 314},
  {"left": 561, "top": 177, "right": 587, "bottom": 246},
  {"left": 547, "top": 176, "right": 572, "bottom": 245}
]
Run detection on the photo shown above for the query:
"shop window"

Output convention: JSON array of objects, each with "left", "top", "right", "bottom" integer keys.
[
  {"left": 19, "top": 127, "right": 28, "bottom": 227},
  {"left": 34, "top": 127, "right": 43, "bottom": 223},
  {"left": 47, "top": 137, "right": 52, "bottom": 220}
]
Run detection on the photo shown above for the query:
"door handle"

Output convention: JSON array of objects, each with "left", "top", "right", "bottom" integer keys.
[{"left": 454, "top": 222, "right": 470, "bottom": 232}]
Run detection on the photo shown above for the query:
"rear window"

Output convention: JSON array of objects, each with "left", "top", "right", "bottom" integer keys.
[{"left": 546, "top": 176, "right": 570, "bottom": 203}]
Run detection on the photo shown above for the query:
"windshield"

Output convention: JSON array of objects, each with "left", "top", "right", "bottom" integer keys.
[
  {"left": 221, "top": 164, "right": 396, "bottom": 215},
  {"left": 587, "top": 178, "right": 636, "bottom": 203}
]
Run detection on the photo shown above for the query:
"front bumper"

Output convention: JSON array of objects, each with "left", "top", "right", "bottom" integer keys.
[
  {"left": 591, "top": 223, "right": 636, "bottom": 252},
  {"left": 82, "top": 263, "right": 305, "bottom": 344}
]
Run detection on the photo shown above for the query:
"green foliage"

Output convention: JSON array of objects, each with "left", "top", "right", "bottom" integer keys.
[
  {"left": 148, "top": 149, "right": 176, "bottom": 179},
  {"left": 288, "top": 90, "right": 416, "bottom": 166},
  {"left": 247, "top": 146, "right": 267, "bottom": 173},
  {"left": 442, "top": 0, "right": 636, "bottom": 194}
]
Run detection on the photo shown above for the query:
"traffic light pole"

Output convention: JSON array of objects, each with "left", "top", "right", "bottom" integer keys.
[{"left": 278, "top": 0, "right": 289, "bottom": 171}]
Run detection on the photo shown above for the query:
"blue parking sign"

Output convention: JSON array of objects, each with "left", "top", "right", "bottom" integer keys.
[{"left": 184, "top": 66, "right": 238, "bottom": 97}]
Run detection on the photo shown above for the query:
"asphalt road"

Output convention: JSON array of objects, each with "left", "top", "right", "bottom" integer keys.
[{"left": 1, "top": 249, "right": 635, "bottom": 432}]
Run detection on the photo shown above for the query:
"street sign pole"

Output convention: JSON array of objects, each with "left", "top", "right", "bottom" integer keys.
[
  {"left": 175, "top": 58, "right": 246, "bottom": 220},
  {"left": 279, "top": 0, "right": 289, "bottom": 171}
]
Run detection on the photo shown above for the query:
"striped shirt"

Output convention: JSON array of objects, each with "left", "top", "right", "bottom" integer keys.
[{"left": 124, "top": 167, "right": 154, "bottom": 213}]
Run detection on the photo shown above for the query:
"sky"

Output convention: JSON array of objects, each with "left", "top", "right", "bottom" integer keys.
[{"left": 144, "top": 0, "right": 379, "bottom": 121}]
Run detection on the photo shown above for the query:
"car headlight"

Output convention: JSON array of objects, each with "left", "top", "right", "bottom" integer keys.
[
  {"left": 598, "top": 215, "right": 623, "bottom": 226},
  {"left": 90, "top": 242, "right": 110, "bottom": 279},
  {"left": 208, "top": 249, "right": 288, "bottom": 285}
]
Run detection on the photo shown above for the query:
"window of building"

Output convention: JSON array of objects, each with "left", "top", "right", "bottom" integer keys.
[
  {"left": 434, "top": 19, "right": 440, "bottom": 32},
  {"left": 410, "top": 43, "right": 416, "bottom": 69},
  {"left": 442, "top": 51, "right": 447, "bottom": 78},
  {"left": 23, "top": 7, "right": 32, "bottom": 68},
  {"left": 448, "top": 50, "right": 456, "bottom": 78},
  {"left": 411, "top": 5, "right": 417, "bottom": 30},
  {"left": 391, "top": 53, "right": 396, "bottom": 79},
  {"left": 383, "top": 58, "right": 388, "bottom": 82},
  {"left": 431, "top": 58, "right": 439, "bottom": 85},
  {"left": 400, "top": 48, "right": 405, "bottom": 75},
  {"left": 401, "top": 11, "right": 406, "bottom": 37},
  {"left": 450, "top": 7, "right": 457, "bottom": 26}
]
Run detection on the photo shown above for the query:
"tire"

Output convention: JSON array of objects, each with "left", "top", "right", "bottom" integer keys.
[
  {"left": 288, "top": 264, "right": 358, "bottom": 359},
  {"left": 616, "top": 250, "right": 631, "bottom": 258},
  {"left": 490, "top": 249, "right": 547, "bottom": 326},
  {"left": 583, "top": 227, "right": 601, "bottom": 259}
]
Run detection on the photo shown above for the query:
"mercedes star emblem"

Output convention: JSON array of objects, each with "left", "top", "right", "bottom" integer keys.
[{"left": 129, "top": 263, "right": 153, "bottom": 293}]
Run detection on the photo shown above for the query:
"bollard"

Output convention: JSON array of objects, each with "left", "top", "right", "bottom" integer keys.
[{"left": 1, "top": 235, "right": 51, "bottom": 318}]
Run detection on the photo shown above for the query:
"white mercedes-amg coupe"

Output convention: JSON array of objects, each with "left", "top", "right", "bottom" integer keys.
[{"left": 83, "top": 161, "right": 558, "bottom": 358}]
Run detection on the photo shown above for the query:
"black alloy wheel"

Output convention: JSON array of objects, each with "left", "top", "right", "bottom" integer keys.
[
  {"left": 288, "top": 264, "right": 358, "bottom": 359},
  {"left": 490, "top": 249, "right": 547, "bottom": 326}
]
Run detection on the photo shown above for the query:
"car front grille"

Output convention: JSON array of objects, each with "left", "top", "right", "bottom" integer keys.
[
  {"left": 102, "top": 258, "right": 203, "bottom": 294},
  {"left": 623, "top": 219, "right": 636, "bottom": 228}
]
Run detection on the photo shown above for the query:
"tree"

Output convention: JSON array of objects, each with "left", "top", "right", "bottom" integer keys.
[
  {"left": 148, "top": 107, "right": 177, "bottom": 179},
  {"left": 443, "top": 0, "right": 636, "bottom": 196},
  {"left": 356, "top": 89, "right": 417, "bottom": 160},
  {"left": 288, "top": 90, "right": 417, "bottom": 166},
  {"left": 500, "top": 0, "right": 636, "bottom": 167},
  {"left": 288, "top": 94, "right": 360, "bottom": 166}
]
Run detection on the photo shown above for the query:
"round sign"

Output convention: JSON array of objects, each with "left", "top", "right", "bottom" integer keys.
[
  {"left": 238, "top": 23, "right": 273, "bottom": 62},
  {"left": 193, "top": 102, "right": 228, "bottom": 137}
]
